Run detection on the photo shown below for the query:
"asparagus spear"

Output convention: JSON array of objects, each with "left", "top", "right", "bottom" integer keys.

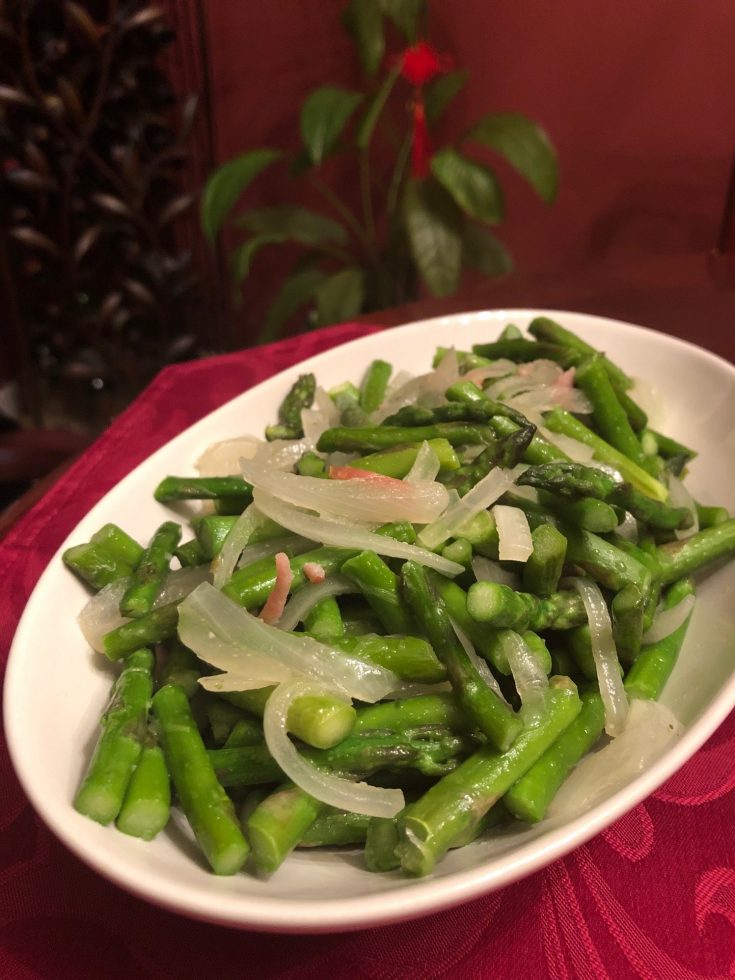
[
  {"left": 345, "top": 439, "right": 459, "bottom": 477},
  {"left": 299, "top": 808, "right": 371, "bottom": 847},
  {"left": 401, "top": 561, "right": 523, "bottom": 751},
  {"left": 265, "top": 373, "right": 316, "bottom": 441},
  {"left": 116, "top": 739, "right": 171, "bottom": 840},
  {"left": 154, "top": 476, "right": 253, "bottom": 505},
  {"left": 396, "top": 677, "right": 581, "bottom": 875},
  {"left": 340, "top": 550, "right": 415, "bottom": 635},
  {"left": 359, "top": 359, "right": 392, "bottom": 413},
  {"left": 527, "top": 315, "right": 633, "bottom": 390},
  {"left": 317, "top": 423, "right": 497, "bottom": 453},
  {"left": 303, "top": 595, "right": 345, "bottom": 641},
  {"left": 467, "top": 582, "right": 588, "bottom": 631},
  {"left": 656, "top": 519, "right": 735, "bottom": 584},
  {"left": 522, "top": 523, "right": 567, "bottom": 597},
  {"left": 503, "top": 688, "right": 605, "bottom": 823},
  {"left": 120, "top": 521, "right": 181, "bottom": 619},
  {"left": 74, "top": 648, "right": 153, "bottom": 825},
  {"left": 152, "top": 684, "right": 249, "bottom": 875},
  {"left": 103, "top": 602, "right": 180, "bottom": 662},
  {"left": 624, "top": 578, "right": 695, "bottom": 700},
  {"left": 247, "top": 784, "right": 324, "bottom": 873}
]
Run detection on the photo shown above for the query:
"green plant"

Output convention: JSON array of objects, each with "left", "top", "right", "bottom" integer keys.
[{"left": 201, "top": 0, "right": 558, "bottom": 344}]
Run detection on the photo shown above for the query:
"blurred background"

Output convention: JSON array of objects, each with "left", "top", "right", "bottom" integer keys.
[{"left": 1, "top": 0, "right": 733, "bottom": 521}]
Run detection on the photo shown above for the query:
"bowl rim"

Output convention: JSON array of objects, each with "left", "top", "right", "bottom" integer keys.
[{"left": 5, "top": 307, "right": 735, "bottom": 933}]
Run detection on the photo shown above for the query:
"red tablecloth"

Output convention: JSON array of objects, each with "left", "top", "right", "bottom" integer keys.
[{"left": 2, "top": 322, "right": 735, "bottom": 979}]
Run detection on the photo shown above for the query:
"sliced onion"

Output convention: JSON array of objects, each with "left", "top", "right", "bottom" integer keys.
[
  {"left": 212, "top": 502, "right": 267, "bottom": 589},
  {"left": 373, "top": 374, "right": 422, "bottom": 422},
  {"left": 301, "top": 386, "right": 339, "bottom": 446},
  {"left": 498, "top": 630, "right": 548, "bottom": 705},
  {"left": 405, "top": 441, "right": 441, "bottom": 484},
  {"left": 240, "top": 457, "right": 449, "bottom": 525},
  {"left": 471, "top": 556, "right": 520, "bottom": 588},
  {"left": 537, "top": 426, "right": 596, "bottom": 464},
  {"left": 253, "top": 438, "right": 312, "bottom": 471},
  {"left": 630, "top": 378, "right": 666, "bottom": 431},
  {"left": 264, "top": 680, "right": 404, "bottom": 817},
  {"left": 462, "top": 360, "right": 516, "bottom": 386},
  {"left": 616, "top": 510, "right": 639, "bottom": 543},
  {"left": 237, "top": 535, "right": 313, "bottom": 570},
  {"left": 253, "top": 488, "right": 463, "bottom": 577},
  {"left": 548, "top": 699, "right": 682, "bottom": 819},
  {"left": 179, "top": 582, "right": 397, "bottom": 702},
  {"left": 198, "top": 670, "right": 288, "bottom": 693},
  {"left": 642, "top": 593, "right": 696, "bottom": 644},
  {"left": 493, "top": 504, "right": 533, "bottom": 563},
  {"left": 568, "top": 577, "right": 628, "bottom": 736},
  {"left": 450, "top": 618, "right": 507, "bottom": 702},
  {"left": 419, "top": 348, "right": 460, "bottom": 403},
  {"left": 196, "top": 436, "right": 261, "bottom": 476},
  {"left": 78, "top": 578, "right": 129, "bottom": 652},
  {"left": 276, "top": 574, "right": 358, "bottom": 632},
  {"left": 418, "top": 465, "right": 524, "bottom": 551},
  {"left": 78, "top": 565, "right": 210, "bottom": 653},
  {"left": 668, "top": 474, "right": 699, "bottom": 540}
]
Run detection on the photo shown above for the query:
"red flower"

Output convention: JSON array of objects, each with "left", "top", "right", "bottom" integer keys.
[{"left": 399, "top": 41, "right": 451, "bottom": 86}]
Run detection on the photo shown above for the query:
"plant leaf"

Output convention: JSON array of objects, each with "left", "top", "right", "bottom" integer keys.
[
  {"left": 462, "top": 223, "right": 514, "bottom": 277},
  {"left": 200, "top": 149, "right": 281, "bottom": 242},
  {"left": 424, "top": 70, "right": 468, "bottom": 125},
  {"left": 357, "top": 65, "right": 400, "bottom": 150},
  {"left": 402, "top": 178, "right": 462, "bottom": 297},
  {"left": 379, "top": 0, "right": 424, "bottom": 40},
  {"left": 236, "top": 206, "right": 348, "bottom": 246},
  {"left": 343, "top": 0, "right": 385, "bottom": 75},
  {"left": 262, "top": 267, "right": 327, "bottom": 344},
  {"left": 467, "top": 112, "right": 559, "bottom": 203},
  {"left": 315, "top": 268, "right": 366, "bottom": 326},
  {"left": 300, "top": 87, "right": 364, "bottom": 165},
  {"left": 231, "top": 234, "right": 286, "bottom": 284},
  {"left": 430, "top": 147, "right": 503, "bottom": 224}
]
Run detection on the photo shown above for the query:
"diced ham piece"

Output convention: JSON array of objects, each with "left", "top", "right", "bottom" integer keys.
[
  {"left": 258, "top": 552, "right": 293, "bottom": 625},
  {"left": 303, "top": 562, "right": 326, "bottom": 584}
]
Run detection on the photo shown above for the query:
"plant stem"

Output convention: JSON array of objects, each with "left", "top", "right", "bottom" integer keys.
[
  {"left": 360, "top": 150, "right": 377, "bottom": 246},
  {"left": 309, "top": 174, "right": 375, "bottom": 261},
  {"left": 386, "top": 135, "right": 412, "bottom": 220}
]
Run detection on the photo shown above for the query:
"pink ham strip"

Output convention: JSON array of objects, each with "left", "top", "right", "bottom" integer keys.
[
  {"left": 259, "top": 552, "right": 294, "bottom": 625},
  {"left": 328, "top": 465, "right": 404, "bottom": 486},
  {"left": 303, "top": 562, "right": 326, "bottom": 584}
]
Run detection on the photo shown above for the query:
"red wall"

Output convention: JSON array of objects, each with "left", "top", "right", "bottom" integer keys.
[{"left": 203, "top": 0, "right": 734, "bottom": 336}]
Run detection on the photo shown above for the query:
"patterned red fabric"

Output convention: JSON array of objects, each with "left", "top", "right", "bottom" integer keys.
[{"left": 2, "top": 322, "right": 735, "bottom": 979}]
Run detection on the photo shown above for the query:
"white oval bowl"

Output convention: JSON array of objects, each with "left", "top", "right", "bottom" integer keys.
[{"left": 5, "top": 309, "right": 735, "bottom": 933}]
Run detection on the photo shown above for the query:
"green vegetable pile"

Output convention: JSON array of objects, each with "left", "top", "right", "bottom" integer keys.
[{"left": 64, "top": 316, "right": 735, "bottom": 880}]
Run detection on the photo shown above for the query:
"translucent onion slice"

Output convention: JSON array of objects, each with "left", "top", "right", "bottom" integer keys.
[
  {"left": 462, "top": 360, "right": 516, "bottom": 386},
  {"left": 642, "top": 593, "right": 696, "bottom": 644},
  {"left": 616, "top": 510, "right": 639, "bottom": 543},
  {"left": 253, "top": 488, "right": 463, "bottom": 577},
  {"left": 240, "top": 458, "right": 449, "bottom": 525},
  {"left": 179, "top": 582, "right": 397, "bottom": 702},
  {"left": 264, "top": 680, "right": 405, "bottom": 817},
  {"left": 212, "top": 502, "right": 267, "bottom": 589},
  {"left": 381, "top": 681, "right": 454, "bottom": 700},
  {"left": 548, "top": 699, "right": 682, "bottom": 819},
  {"left": 373, "top": 374, "right": 422, "bottom": 422},
  {"left": 450, "top": 618, "right": 507, "bottom": 701},
  {"left": 237, "top": 535, "right": 313, "bottom": 570},
  {"left": 301, "top": 386, "right": 339, "bottom": 446},
  {"left": 471, "top": 556, "right": 519, "bottom": 588},
  {"left": 405, "top": 441, "right": 441, "bottom": 484},
  {"left": 419, "top": 348, "right": 460, "bottom": 402},
  {"left": 630, "top": 378, "right": 666, "bottom": 431},
  {"left": 498, "top": 629, "right": 548, "bottom": 704},
  {"left": 537, "top": 426, "right": 596, "bottom": 464},
  {"left": 78, "top": 565, "right": 210, "bottom": 653},
  {"left": 198, "top": 669, "right": 289, "bottom": 693},
  {"left": 568, "top": 577, "right": 628, "bottom": 736},
  {"left": 253, "top": 438, "right": 312, "bottom": 471},
  {"left": 418, "top": 465, "right": 524, "bottom": 551},
  {"left": 196, "top": 436, "right": 261, "bottom": 476},
  {"left": 276, "top": 574, "right": 358, "bottom": 632},
  {"left": 493, "top": 504, "right": 533, "bottom": 563},
  {"left": 668, "top": 474, "right": 699, "bottom": 541}
]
